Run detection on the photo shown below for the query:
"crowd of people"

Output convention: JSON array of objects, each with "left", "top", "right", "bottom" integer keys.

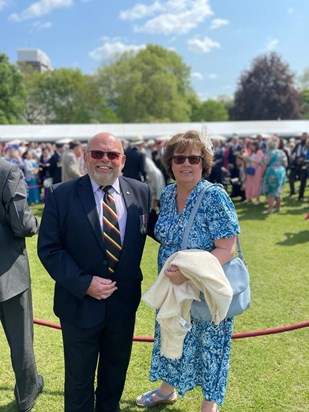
[
  {"left": 0, "top": 129, "right": 308, "bottom": 412},
  {"left": 0, "top": 131, "right": 308, "bottom": 212}
]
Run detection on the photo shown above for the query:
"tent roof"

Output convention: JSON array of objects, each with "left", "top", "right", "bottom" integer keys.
[{"left": 0, "top": 120, "right": 308, "bottom": 143}]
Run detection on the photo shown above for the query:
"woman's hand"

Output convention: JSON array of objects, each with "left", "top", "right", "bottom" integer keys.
[{"left": 164, "top": 265, "right": 187, "bottom": 285}]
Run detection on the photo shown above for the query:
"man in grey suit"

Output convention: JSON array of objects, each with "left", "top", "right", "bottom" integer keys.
[{"left": 0, "top": 158, "right": 43, "bottom": 412}]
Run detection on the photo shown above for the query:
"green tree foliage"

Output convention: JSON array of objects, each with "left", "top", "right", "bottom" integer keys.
[
  {"left": 0, "top": 53, "right": 26, "bottom": 124},
  {"left": 191, "top": 98, "right": 228, "bottom": 121},
  {"left": 95, "top": 44, "right": 193, "bottom": 123},
  {"left": 231, "top": 52, "right": 301, "bottom": 120},
  {"left": 299, "top": 89, "right": 309, "bottom": 119},
  {"left": 298, "top": 67, "right": 309, "bottom": 89},
  {"left": 21, "top": 67, "right": 117, "bottom": 124},
  {"left": 298, "top": 68, "right": 309, "bottom": 119}
]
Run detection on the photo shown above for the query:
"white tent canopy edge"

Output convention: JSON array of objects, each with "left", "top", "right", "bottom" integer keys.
[{"left": 0, "top": 120, "right": 308, "bottom": 143}]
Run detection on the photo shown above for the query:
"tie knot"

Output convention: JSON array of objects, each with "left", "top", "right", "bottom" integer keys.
[{"left": 101, "top": 185, "right": 112, "bottom": 194}]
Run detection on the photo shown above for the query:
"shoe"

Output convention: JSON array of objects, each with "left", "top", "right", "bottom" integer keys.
[
  {"left": 136, "top": 389, "right": 177, "bottom": 407},
  {"left": 262, "top": 209, "right": 273, "bottom": 214},
  {"left": 253, "top": 201, "right": 260, "bottom": 205},
  {"left": 288, "top": 192, "right": 296, "bottom": 197},
  {"left": 21, "top": 375, "right": 44, "bottom": 412}
]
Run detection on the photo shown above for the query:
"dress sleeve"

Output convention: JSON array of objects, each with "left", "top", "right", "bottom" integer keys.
[{"left": 203, "top": 185, "right": 240, "bottom": 240}]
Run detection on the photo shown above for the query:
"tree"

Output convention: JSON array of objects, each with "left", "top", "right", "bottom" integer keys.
[
  {"left": 300, "top": 89, "right": 309, "bottom": 119},
  {"left": 298, "top": 68, "right": 309, "bottom": 119},
  {"left": 231, "top": 52, "right": 301, "bottom": 120},
  {"left": 95, "top": 44, "right": 193, "bottom": 123},
  {"left": 191, "top": 99, "right": 228, "bottom": 121},
  {"left": 21, "top": 67, "right": 118, "bottom": 124},
  {"left": 298, "top": 68, "right": 309, "bottom": 90},
  {"left": 0, "top": 53, "right": 26, "bottom": 124}
]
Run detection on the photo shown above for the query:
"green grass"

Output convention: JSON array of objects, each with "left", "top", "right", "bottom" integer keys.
[{"left": 0, "top": 185, "right": 308, "bottom": 411}]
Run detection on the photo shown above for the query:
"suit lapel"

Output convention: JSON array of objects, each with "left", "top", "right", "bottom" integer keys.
[
  {"left": 119, "top": 177, "right": 136, "bottom": 256},
  {"left": 77, "top": 175, "right": 105, "bottom": 251}
]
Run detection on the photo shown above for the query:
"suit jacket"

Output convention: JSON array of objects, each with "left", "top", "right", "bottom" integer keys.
[
  {"left": 0, "top": 159, "right": 38, "bottom": 302},
  {"left": 37, "top": 174, "right": 152, "bottom": 328},
  {"left": 61, "top": 150, "right": 82, "bottom": 181},
  {"left": 122, "top": 147, "right": 147, "bottom": 181},
  {"left": 47, "top": 151, "right": 62, "bottom": 183}
]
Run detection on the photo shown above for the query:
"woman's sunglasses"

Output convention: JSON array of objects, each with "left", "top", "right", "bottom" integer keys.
[
  {"left": 172, "top": 155, "right": 203, "bottom": 165},
  {"left": 87, "top": 150, "right": 122, "bottom": 161}
]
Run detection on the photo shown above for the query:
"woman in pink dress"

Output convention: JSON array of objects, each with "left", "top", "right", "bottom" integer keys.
[{"left": 244, "top": 141, "right": 264, "bottom": 204}]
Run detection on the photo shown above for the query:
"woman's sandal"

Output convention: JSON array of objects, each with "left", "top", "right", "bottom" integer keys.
[{"left": 136, "top": 389, "right": 177, "bottom": 407}]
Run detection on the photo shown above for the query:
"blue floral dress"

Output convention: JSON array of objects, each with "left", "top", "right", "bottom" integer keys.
[
  {"left": 261, "top": 149, "right": 287, "bottom": 197},
  {"left": 149, "top": 179, "right": 240, "bottom": 406}
]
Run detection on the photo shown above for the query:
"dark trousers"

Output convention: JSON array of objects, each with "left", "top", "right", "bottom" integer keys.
[
  {"left": 0, "top": 288, "right": 39, "bottom": 411},
  {"left": 60, "top": 314, "right": 136, "bottom": 412},
  {"left": 289, "top": 165, "right": 307, "bottom": 198}
]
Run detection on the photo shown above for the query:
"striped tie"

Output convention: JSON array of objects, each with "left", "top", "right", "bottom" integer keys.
[{"left": 102, "top": 186, "right": 122, "bottom": 275}]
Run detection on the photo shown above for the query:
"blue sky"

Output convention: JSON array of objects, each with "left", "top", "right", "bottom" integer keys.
[{"left": 0, "top": 0, "right": 308, "bottom": 100}]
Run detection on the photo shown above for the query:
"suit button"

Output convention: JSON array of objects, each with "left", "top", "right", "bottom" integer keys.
[{"left": 103, "top": 260, "right": 108, "bottom": 265}]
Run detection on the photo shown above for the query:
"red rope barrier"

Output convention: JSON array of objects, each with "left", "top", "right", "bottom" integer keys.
[{"left": 33, "top": 319, "right": 309, "bottom": 341}]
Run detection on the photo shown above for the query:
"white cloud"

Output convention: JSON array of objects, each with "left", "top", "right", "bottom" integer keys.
[
  {"left": 210, "top": 18, "right": 228, "bottom": 29},
  {"left": 287, "top": 8, "right": 294, "bottom": 14},
  {"left": 208, "top": 73, "right": 218, "bottom": 80},
  {"left": 9, "top": 0, "right": 73, "bottom": 22},
  {"left": 187, "top": 36, "right": 220, "bottom": 53},
  {"left": 191, "top": 72, "right": 203, "bottom": 80},
  {"left": 89, "top": 37, "right": 146, "bottom": 61},
  {"left": 28, "top": 20, "right": 52, "bottom": 32},
  {"left": 266, "top": 37, "right": 279, "bottom": 50},
  {"left": 129, "top": 0, "right": 213, "bottom": 35},
  {"left": 119, "top": 1, "right": 163, "bottom": 20}
]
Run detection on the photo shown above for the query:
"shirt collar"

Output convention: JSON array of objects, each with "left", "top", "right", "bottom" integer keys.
[{"left": 89, "top": 176, "right": 121, "bottom": 195}]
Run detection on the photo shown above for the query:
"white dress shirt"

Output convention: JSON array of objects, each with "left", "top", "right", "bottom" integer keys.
[{"left": 89, "top": 177, "right": 127, "bottom": 244}]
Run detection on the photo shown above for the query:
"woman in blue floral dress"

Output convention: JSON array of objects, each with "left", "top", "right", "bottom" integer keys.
[
  {"left": 136, "top": 131, "right": 240, "bottom": 412},
  {"left": 261, "top": 136, "right": 288, "bottom": 214}
]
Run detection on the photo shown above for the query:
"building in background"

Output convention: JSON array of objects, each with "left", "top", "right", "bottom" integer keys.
[{"left": 17, "top": 48, "right": 52, "bottom": 72}]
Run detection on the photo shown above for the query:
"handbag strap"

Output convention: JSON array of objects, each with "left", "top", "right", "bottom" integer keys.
[
  {"left": 181, "top": 183, "right": 245, "bottom": 262},
  {"left": 181, "top": 185, "right": 208, "bottom": 249}
]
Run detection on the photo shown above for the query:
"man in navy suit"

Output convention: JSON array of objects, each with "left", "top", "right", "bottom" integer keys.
[{"left": 38, "top": 133, "right": 152, "bottom": 412}]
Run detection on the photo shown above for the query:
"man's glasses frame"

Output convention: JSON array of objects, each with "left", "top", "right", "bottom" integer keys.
[
  {"left": 86, "top": 150, "right": 122, "bottom": 161},
  {"left": 172, "top": 155, "right": 204, "bottom": 165}
]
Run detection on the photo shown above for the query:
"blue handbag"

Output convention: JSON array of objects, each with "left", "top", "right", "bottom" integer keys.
[
  {"left": 245, "top": 166, "right": 255, "bottom": 175},
  {"left": 181, "top": 184, "right": 251, "bottom": 321}
]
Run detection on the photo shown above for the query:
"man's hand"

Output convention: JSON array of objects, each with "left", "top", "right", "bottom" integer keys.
[{"left": 86, "top": 276, "right": 117, "bottom": 300}]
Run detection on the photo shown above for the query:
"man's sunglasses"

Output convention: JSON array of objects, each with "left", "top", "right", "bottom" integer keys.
[
  {"left": 172, "top": 155, "right": 203, "bottom": 165},
  {"left": 87, "top": 150, "right": 122, "bottom": 161}
]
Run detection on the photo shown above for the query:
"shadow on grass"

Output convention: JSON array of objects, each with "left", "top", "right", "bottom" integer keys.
[
  {"left": 277, "top": 230, "right": 309, "bottom": 246},
  {"left": 0, "top": 385, "right": 64, "bottom": 411},
  {"left": 121, "top": 398, "right": 183, "bottom": 411},
  {"left": 234, "top": 195, "right": 308, "bottom": 220},
  {"left": 0, "top": 401, "right": 16, "bottom": 412}
]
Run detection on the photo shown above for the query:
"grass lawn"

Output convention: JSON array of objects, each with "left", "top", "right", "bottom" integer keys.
[{"left": 0, "top": 185, "right": 308, "bottom": 412}]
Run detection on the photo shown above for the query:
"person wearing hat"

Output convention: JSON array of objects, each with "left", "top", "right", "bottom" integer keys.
[{"left": 122, "top": 136, "right": 147, "bottom": 182}]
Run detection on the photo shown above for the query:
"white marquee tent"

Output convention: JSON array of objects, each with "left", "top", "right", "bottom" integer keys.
[{"left": 0, "top": 120, "right": 308, "bottom": 143}]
